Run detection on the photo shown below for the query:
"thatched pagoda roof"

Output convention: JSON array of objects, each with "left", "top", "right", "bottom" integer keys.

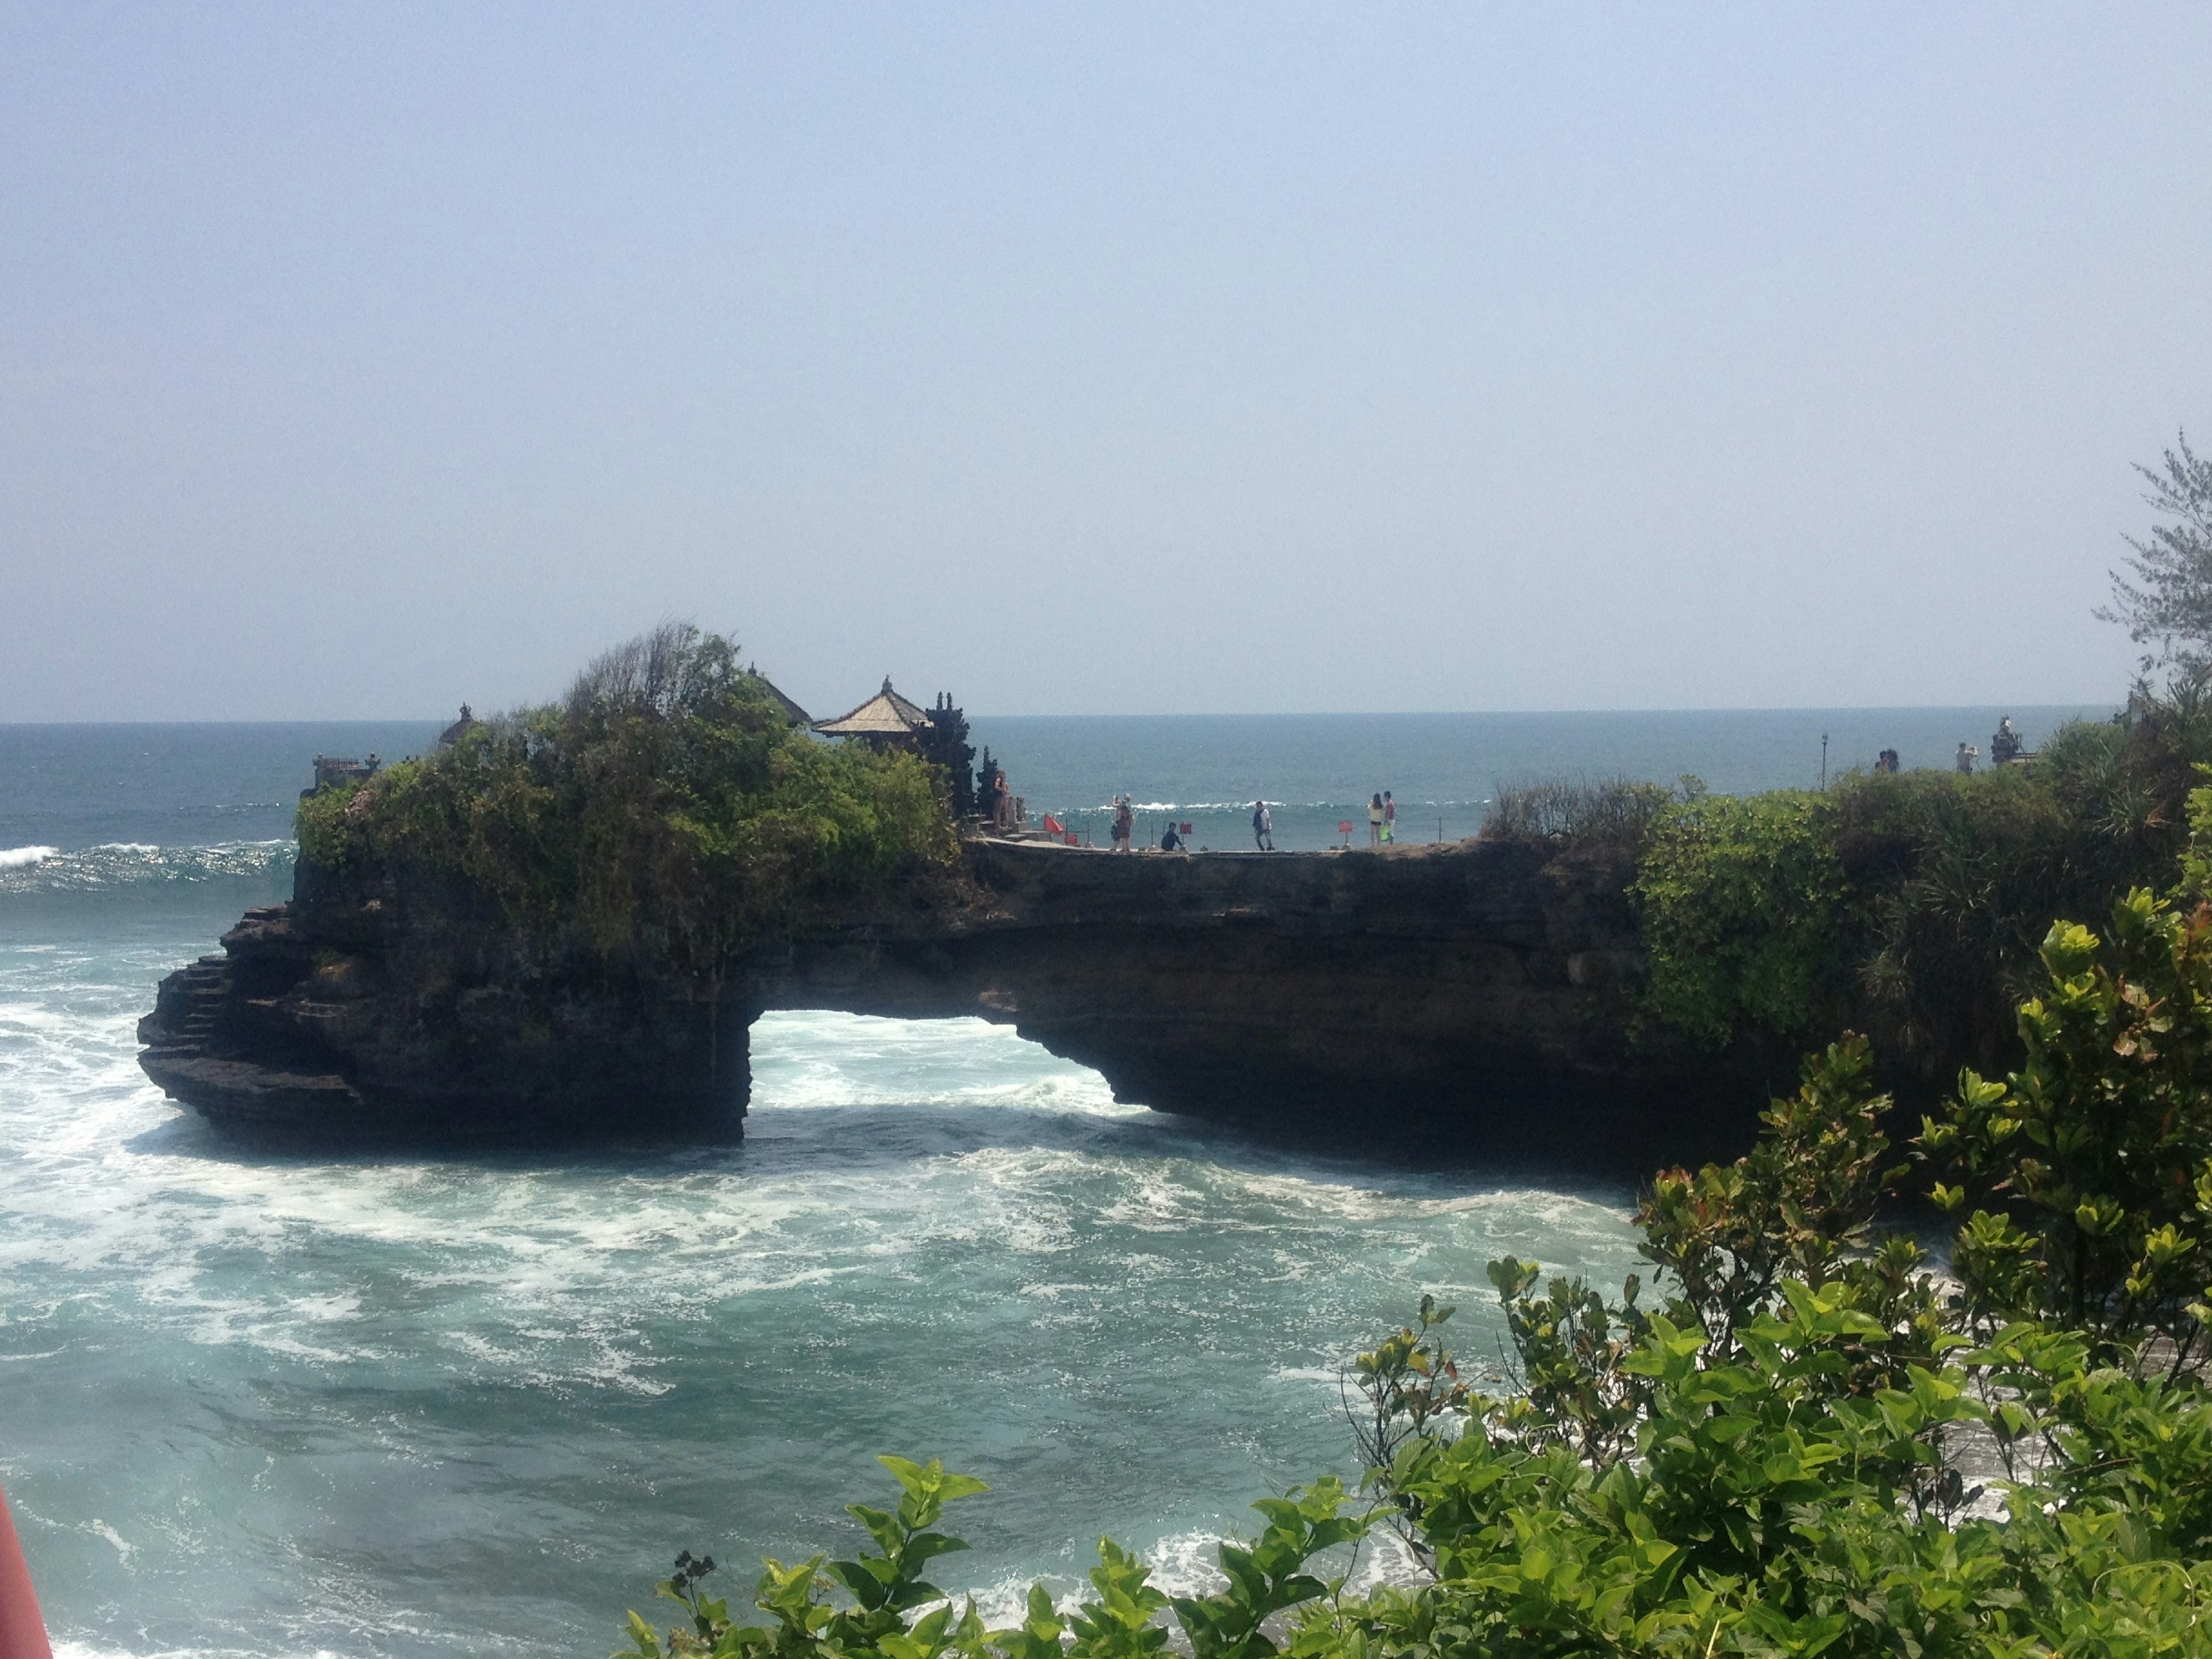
[
  {"left": 815, "top": 677, "right": 932, "bottom": 738},
  {"left": 743, "top": 668, "right": 812, "bottom": 727}
]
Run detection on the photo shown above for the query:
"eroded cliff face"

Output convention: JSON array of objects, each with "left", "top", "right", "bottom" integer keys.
[
  {"left": 139, "top": 839, "right": 1759, "bottom": 1161},
  {"left": 138, "top": 900, "right": 751, "bottom": 1139}
]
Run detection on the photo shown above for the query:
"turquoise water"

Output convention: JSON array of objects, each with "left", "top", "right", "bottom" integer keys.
[{"left": 0, "top": 710, "right": 2101, "bottom": 1655}]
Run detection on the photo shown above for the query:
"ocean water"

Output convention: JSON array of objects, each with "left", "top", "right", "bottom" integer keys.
[
  {"left": 0, "top": 709, "right": 2104, "bottom": 1656},
  {"left": 968, "top": 705, "right": 2111, "bottom": 850}
]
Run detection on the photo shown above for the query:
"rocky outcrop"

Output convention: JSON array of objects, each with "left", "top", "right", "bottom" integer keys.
[{"left": 139, "top": 839, "right": 1763, "bottom": 1162}]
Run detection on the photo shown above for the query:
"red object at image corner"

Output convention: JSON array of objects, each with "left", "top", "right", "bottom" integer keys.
[{"left": 0, "top": 1482, "right": 51, "bottom": 1659}]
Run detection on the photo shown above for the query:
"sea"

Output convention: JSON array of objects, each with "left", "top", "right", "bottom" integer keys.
[{"left": 0, "top": 706, "right": 2104, "bottom": 1657}]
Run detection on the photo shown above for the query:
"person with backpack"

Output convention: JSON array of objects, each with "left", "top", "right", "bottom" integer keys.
[{"left": 1252, "top": 800, "right": 1272, "bottom": 851}]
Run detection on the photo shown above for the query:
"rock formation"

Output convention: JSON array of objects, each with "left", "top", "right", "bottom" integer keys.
[{"left": 140, "top": 838, "right": 1763, "bottom": 1164}]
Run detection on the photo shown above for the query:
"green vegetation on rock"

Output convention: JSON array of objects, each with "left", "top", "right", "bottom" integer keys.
[
  {"left": 297, "top": 624, "right": 957, "bottom": 978},
  {"left": 1629, "top": 787, "right": 1848, "bottom": 1047},
  {"left": 1481, "top": 454, "right": 2212, "bottom": 1069},
  {"left": 1609, "top": 681, "right": 2212, "bottom": 1063}
]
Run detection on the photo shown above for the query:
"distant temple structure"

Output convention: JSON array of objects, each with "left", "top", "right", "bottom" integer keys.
[
  {"left": 744, "top": 666, "right": 813, "bottom": 728},
  {"left": 306, "top": 755, "right": 380, "bottom": 795},
  {"left": 437, "top": 704, "right": 484, "bottom": 747},
  {"left": 813, "top": 677, "right": 934, "bottom": 747},
  {"left": 815, "top": 677, "right": 979, "bottom": 819}
]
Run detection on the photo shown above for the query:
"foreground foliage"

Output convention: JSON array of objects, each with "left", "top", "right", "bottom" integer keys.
[
  {"left": 624, "top": 789, "right": 2212, "bottom": 1657},
  {"left": 298, "top": 625, "right": 956, "bottom": 978}
]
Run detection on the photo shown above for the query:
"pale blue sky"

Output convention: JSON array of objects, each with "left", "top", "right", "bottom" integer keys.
[{"left": 3, "top": 5, "right": 2207, "bottom": 719}]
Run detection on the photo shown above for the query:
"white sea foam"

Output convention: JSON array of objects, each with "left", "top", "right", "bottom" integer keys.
[
  {"left": 0, "top": 839, "right": 292, "bottom": 895},
  {"left": 0, "top": 901, "right": 1638, "bottom": 1659},
  {"left": 80, "top": 1519, "right": 134, "bottom": 1563}
]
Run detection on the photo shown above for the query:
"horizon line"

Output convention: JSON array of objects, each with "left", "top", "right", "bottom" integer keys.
[{"left": 0, "top": 699, "right": 2126, "bottom": 728}]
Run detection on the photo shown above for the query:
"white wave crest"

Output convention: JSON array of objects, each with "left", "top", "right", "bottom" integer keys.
[{"left": 0, "top": 839, "right": 293, "bottom": 895}]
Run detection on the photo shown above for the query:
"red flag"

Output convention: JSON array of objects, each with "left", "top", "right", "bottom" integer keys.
[{"left": 1043, "top": 815, "right": 1064, "bottom": 836}]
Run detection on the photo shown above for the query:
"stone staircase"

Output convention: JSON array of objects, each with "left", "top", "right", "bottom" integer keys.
[{"left": 145, "top": 954, "right": 230, "bottom": 1052}]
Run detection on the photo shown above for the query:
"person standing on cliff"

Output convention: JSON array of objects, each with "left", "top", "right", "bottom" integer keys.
[
  {"left": 1382, "top": 791, "right": 1396, "bottom": 844},
  {"left": 1252, "top": 801, "right": 1272, "bottom": 851},
  {"left": 1368, "top": 793, "right": 1385, "bottom": 846},
  {"left": 1111, "top": 795, "right": 1134, "bottom": 853}
]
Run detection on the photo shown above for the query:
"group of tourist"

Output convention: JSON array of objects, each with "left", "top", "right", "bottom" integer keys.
[
  {"left": 1955, "top": 717, "right": 2025, "bottom": 775},
  {"left": 1366, "top": 791, "right": 1396, "bottom": 845},
  {"left": 1022, "top": 722, "right": 2036, "bottom": 857},
  {"left": 1094, "top": 793, "right": 1402, "bottom": 854}
]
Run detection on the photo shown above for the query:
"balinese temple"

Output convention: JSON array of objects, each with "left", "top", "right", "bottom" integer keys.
[
  {"left": 744, "top": 666, "right": 813, "bottom": 728},
  {"left": 813, "top": 677, "right": 933, "bottom": 748},
  {"left": 437, "top": 704, "right": 484, "bottom": 748}
]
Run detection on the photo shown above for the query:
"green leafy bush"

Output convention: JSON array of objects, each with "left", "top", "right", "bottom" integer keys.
[
  {"left": 617, "top": 1459, "right": 1363, "bottom": 1659},
  {"left": 1923, "top": 875, "right": 2212, "bottom": 1372},
  {"left": 298, "top": 626, "right": 956, "bottom": 979},
  {"left": 1624, "top": 682, "right": 2212, "bottom": 1061},
  {"left": 1630, "top": 789, "right": 1850, "bottom": 1045}
]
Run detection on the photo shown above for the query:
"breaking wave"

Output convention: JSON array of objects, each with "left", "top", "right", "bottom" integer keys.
[{"left": 0, "top": 840, "right": 294, "bottom": 896}]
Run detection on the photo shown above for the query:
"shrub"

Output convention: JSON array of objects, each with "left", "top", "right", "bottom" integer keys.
[
  {"left": 1922, "top": 856, "right": 2212, "bottom": 1373},
  {"left": 1480, "top": 778, "right": 1671, "bottom": 853},
  {"left": 1627, "top": 684, "right": 2212, "bottom": 1060},
  {"left": 1630, "top": 789, "right": 1850, "bottom": 1046},
  {"left": 617, "top": 1459, "right": 1364, "bottom": 1659},
  {"left": 298, "top": 625, "right": 957, "bottom": 980}
]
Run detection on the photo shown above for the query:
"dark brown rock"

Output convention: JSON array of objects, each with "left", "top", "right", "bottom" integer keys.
[{"left": 137, "top": 839, "right": 1764, "bottom": 1163}]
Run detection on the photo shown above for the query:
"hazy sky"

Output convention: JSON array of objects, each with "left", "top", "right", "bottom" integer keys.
[{"left": 3, "top": 5, "right": 2208, "bottom": 720}]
